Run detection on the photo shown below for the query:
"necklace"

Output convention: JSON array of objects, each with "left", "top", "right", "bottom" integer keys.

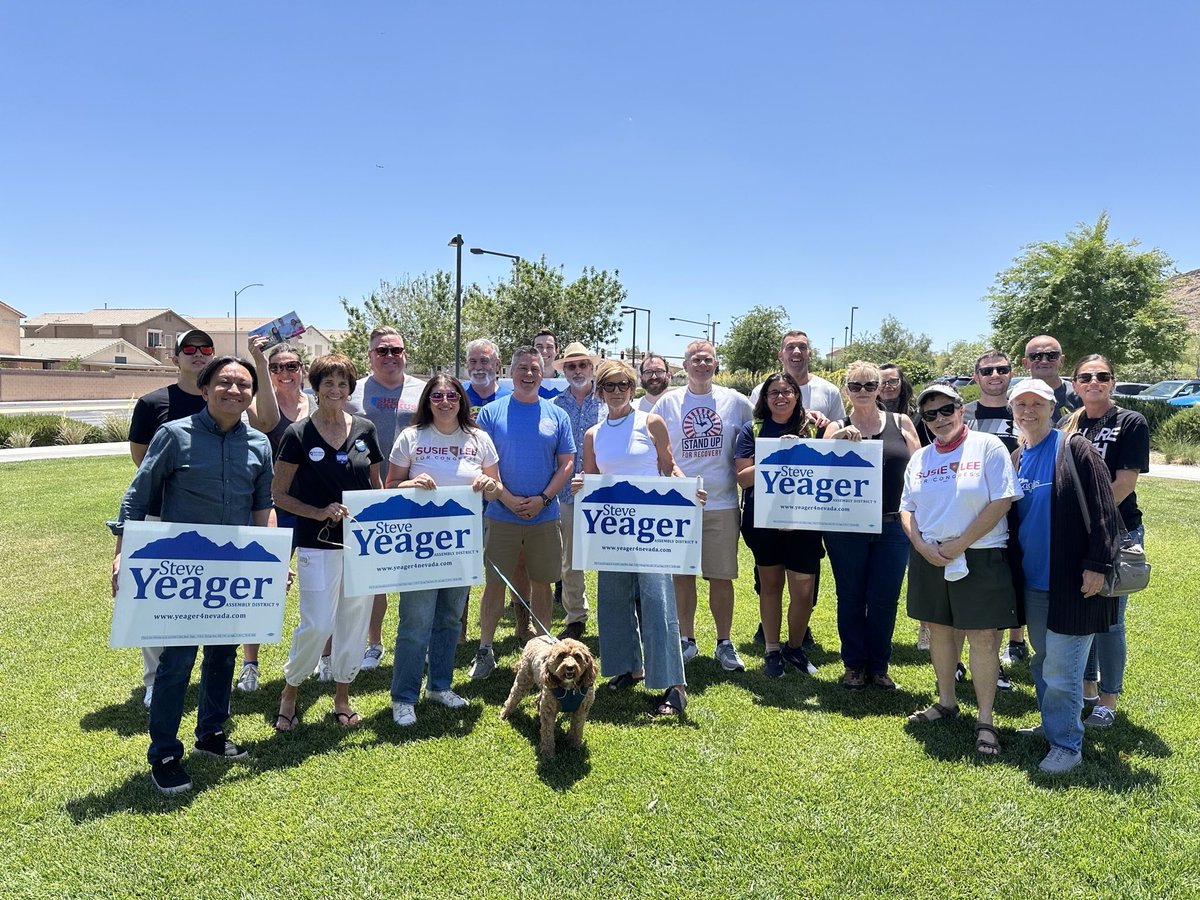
[{"left": 605, "top": 410, "right": 633, "bottom": 427}]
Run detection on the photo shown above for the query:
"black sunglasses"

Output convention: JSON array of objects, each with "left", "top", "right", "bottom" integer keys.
[
  {"left": 269, "top": 361, "right": 301, "bottom": 373},
  {"left": 977, "top": 365, "right": 1011, "bottom": 376},
  {"left": 1074, "top": 372, "right": 1113, "bottom": 383},
  {"left": 1028, "top": 351, "right": 1061, "bottom": 362},
  {"left": 919, "top": 402, "right": 961, "bottom": 422},
  {"left": 846, "top": 381, "right": 879, "bottom": 393},
  {"left": 373, "top": 346, "right": 406, "bottom": 357}
]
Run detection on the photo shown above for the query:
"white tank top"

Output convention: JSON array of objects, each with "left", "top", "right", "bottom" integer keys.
[{"left": 593, "top": 409, "right": 661, "bottom": 476}]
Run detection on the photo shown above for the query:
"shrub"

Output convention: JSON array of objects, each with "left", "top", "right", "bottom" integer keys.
[
  {"left": 1153, "top": 407, "right": 1200, "bottom": 448},
  {"left": 3, "top": 429, "right": 35, "bottom": 449},
  {"left": 713, "top": 370, "right": 763, "bottom": 396},
  {"left": 56, "top": 417, "right": 96, "bottom": 446},
  {"left": 99, "top": 413, "right": 132, "bottom": 443},
  {"left": 1157, "top": 438, "right": 1200, "bottom": 465},
  {"left": 1119, "top": 396, "right": 1182, "bottom": 436},
  {"left": 0, "top": 414, "right": 65, "bottom": 447}
]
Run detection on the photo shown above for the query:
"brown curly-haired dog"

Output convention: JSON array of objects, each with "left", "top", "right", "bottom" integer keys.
[{"left": 499, "top": 634, "right": 597, "bottom": 759}]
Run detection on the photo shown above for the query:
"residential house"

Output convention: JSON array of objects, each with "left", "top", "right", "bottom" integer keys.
[{"left": 21, "top": 308, "right": 195, "bottom": 364}]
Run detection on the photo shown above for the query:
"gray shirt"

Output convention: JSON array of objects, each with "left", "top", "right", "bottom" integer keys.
[{"left": 345, "top": 374, "right": 426, "bottom": 477}]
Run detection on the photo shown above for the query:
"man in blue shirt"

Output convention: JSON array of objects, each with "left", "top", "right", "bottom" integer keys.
[
  {"left": 464, "top": 337, "right": 512, "bottom": 412},
  {"left": 470, "top": 347, "right": 575, "bottom": 679},
  {"left": 111, "top": 356, "right": 275, "bottom": 795}
]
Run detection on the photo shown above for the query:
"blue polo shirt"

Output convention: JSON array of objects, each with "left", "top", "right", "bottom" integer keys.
[{"left": 476, "top": 394, "right": 574, "bottom": 526}]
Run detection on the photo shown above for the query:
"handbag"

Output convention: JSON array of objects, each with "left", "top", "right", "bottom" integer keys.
[{"left": 1062, "top": 433, "right": 1151, "bottom": 597}]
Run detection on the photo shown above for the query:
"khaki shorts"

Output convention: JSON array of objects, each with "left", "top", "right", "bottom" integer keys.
[
  {"left": 699, "top": 507, "right": 740, "bottom": 581},
  {"left": 484, "top": 518, "right": 563, "bottom": 586}
]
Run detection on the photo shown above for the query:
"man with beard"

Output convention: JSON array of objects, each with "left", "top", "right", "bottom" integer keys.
[
  {"left": 1022, "top": 334, "right": 1080, "bottom": 425},
  {"left": 553, "top": 342, "right": 602, "bottom": 640},
  {"left": 464, "top": 338, "right": 511, "bottom": 413},
  {"left": 637, "top": 353, "right": 673, "bottom": 411}
]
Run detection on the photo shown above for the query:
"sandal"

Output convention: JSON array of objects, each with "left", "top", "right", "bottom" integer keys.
[
  {"left": 650, "top": 686, "right": 686, "bottom": 718},
  {"left": 331, "top": 710, "right": 361, "bottom": 727},
  {"left": 607, "top": 672, "right": 645, "bottom": 691},
  {"left": 974, "top": 722, "right": 1001, "bottom": 756},
  {"left": 273, "top": 712, "right": 300, "bottom": 733},
  {"left": 907, "top": 702, "right": 959, "bottom": 724}
]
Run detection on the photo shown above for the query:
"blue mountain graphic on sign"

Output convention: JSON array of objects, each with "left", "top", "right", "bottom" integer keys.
[
  {"left": 760, "top": 444, "right": 874, "bottom": 468},
  {"left": 129, "top": 531, "right": 282, "bottom": 562},
  {"left": 581, "top": 482, "right": 695, "bottom": 507},
  {"left": 355, "top": 494, "right": 473, "bottom": 521}
]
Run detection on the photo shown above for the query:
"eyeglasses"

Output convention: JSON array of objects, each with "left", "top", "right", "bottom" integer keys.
[
  {"left": 1074, "top": 372, "right": 1114, "bottom": 383},
  {"left": 641, "top": 368, "right": 667, "bottom": 377},
  {"left": 1028, "top": 351, "right": 1061, "bottom": 362},
  {"left": 600, "top": 381, "right": 633, "bottom": 393},
  {"left": 880, "top": 378, "right": 901, "bottom": 388},
  {"left": 429, "top": 392, "right": 460, "bottom": 402},
  {"left": 269, "top": 361, "right": 301, "bottom": 373},
  {"left": 372, "top": 346, "right": 406, "bottom": 357},
  {"left": 688, "top": 356, "right": 716, "bottom": 366},
  {"left": 766, "top": 389, "right": 796, "bottom": 400},
  {"left": 563, "top": 361, "right": 592, "bottom": 372},
  {"left": 180, "top": 345, "right": 214, "bottom": 356},
  {"left": 977, "top": 365, "right": 1012, "bottom": 376},
  {"left": 919, "top": 402, "right": 961, "bottom": 422},
  {"left": 846, "top": 381, "right": 879, "bottom": 393}
]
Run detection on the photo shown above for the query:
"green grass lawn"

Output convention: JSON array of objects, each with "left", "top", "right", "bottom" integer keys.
[{"left": 2, "top": 457, "right": 1198, "bottom": 899}]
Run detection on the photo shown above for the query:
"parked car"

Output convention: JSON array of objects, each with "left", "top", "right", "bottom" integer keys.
[
  {"left": 1136, "top": 379, "right": 1200, "bottom": 403},
  {"left": 1168, "top": 392, "right": 1200, "bottom": 408},
  {"left": 1112, "top": 382, "right": 1150, "bottom": 398},
  {"left": 951, "top": 376, "right": 974, "bottom": 389}
]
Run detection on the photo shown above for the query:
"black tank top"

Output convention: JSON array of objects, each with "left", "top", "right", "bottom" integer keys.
[
  {"left": 265, "top": 407, "right": 295, "bottom": 453},
  {"left": 839, "top": 412, "right": 911, "bottom": 515}
]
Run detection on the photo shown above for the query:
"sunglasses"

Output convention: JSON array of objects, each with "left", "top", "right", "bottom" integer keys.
[
  {"left": 600, "top": 381, "right": 633, "bottom": 393},
  {"left": 373, "top": 346, "right": 406, "bottom": 357},
  {"left": 1028, "top": 351, "right": 1061, "bottom": 362},
  {"left": 846, "top": 381, "right": 879, "bottom": 393},
  {"left": 563, "top": 361, "right": 592, "bottom": 372},
  {"left": 1074, "top": 372, "right": 1113, "bottom": 384},
  {"left": 767, "top": 389, "right": 796, "bottom": 400},
  {"left": 269, "top": 361, "right": 301, "bottom": 373},
  {"left": 977, "top": 365, "right": 1012, "bottom": 376},
  {"left": 429, "top": 391, "right": 460, "bottom": 402},
  {"left": 880, "top": 378, "right": 901, "bottom": 388},
  {"left": 179, "top": 344, "right": 214, "bottom": 356},
  {"left": 919, "top": 402, "right": 961, "bottom": 422}
]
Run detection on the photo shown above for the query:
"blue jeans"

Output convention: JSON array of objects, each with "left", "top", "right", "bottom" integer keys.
[
  {"left": 596, "top": 570, "right": 685, "bottom": 691},
  {"left": 147, "top": 643, "right": 236, "bottom": 764},
  {"left": 825, "top": 519, "right": 909, "bottom": 675},
  {"left": 391, "top": 586, "right": 470, "bottom": 705},
  {"left": 1083, "top": 524, "right": 1142, "bottom": 695},
  {"left": 1024, "top": 588, "right": 1094, "bottom": 754}
]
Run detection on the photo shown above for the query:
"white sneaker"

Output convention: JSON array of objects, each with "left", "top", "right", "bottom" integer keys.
[
  {"left": 714, "top": 641, "right": 746, "bottom": 673},
  {"left": 315, "top": 655, "right": 333, "bottom": 682},
  {"left": 468, "top": 646, "right": 496, "bottom": 680},
  {"left": 426, "top": 689, "right": 468, "bottom": 708},
  {"left": 392, "top": 703, "right": 417, "bottom": 727},
  {"left": 361, "top": 643, "right": 385, "bottom": 670},
  {"left": 1039, "top": 746, "right": 1082, "bottom": 773},
  {"left": 143, "top": 683, "right": 154, "bottom": 709},
  {"left": 235, "top": 662, "right": 260, "bottom": 693}
]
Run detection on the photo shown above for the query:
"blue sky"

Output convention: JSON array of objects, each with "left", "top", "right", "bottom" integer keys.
[{"left": 3, "top": 3, "right": 1197, "bottom": 363}]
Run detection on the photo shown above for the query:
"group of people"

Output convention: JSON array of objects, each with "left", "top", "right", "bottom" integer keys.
[{"left": 112, "top": 324, "right": 1146, "bottom": 793}]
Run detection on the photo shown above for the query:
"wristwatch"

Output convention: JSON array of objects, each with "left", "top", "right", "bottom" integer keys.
[{"left": 539, "top": 492, "right": 552, "bottom": 508}]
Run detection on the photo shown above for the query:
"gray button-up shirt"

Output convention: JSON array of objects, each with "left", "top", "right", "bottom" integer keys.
[{"left": 553, "top": 388, "right": 602, "bottom": 504}]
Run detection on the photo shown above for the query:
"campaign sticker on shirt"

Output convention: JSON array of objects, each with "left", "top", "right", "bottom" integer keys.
[
  {"left": 336, "top": 452, "right": 349, "bottom": 464},
  {"left": 539, "top": 417, "right": 558, "bottom": 436},
  {"left": 308, "top": 447, "right": 325, "bottom": 462},
  {"left": 354, "top": 439, "right": 367, "bottom": 452}
]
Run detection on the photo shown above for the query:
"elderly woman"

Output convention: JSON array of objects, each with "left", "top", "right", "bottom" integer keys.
[
  {"left": 822, "top": 361, "right": 920, "bottom": 689},
  {"left": 1063, "top": 355, "right": 1150, "bottom": 728},
  {"left": 734, "top": 372, "right": 823, "bottom": 677},
  {"left": 899, "top": 384, "right": 1021, "bottom": 756},
  {"left": 1010, "top": 379, "right": 1123, "bottom": 772},
  {"left": 384, "top": 375, "right": 502, "bottom": 727},
  {"left": 273, "top": 354, "right": 384, "bottom": 731},
  {"left": 572, "top": 359, "right": 690, "bottom": 717}
]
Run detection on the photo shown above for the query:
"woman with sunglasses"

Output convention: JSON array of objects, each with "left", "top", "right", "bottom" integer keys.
[
  {"left": 572, "top": 360, "right": 690, "bottom": 717},
  {"left": 383, "top": 376, "right": 501, "bottom": 727},
  {"left": 734, "top": 372, "right": 823, "bottom": 677},
  {"left": 272, "top": 354, "right": 384, "bottom": 731},
  {"left": 898, "top": 384, "right": 1022, "bottom": 756},
  {"left": 878, "top": 363, "right": 915, "bottom": 417},
  {"left": 1063, "top": 355, "right": 1149, "bottom": 730},
  {"left": 822, "top": 362, "right": 920, "bottom": 689}
]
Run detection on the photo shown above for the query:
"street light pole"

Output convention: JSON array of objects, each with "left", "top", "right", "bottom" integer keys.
[
  {"left": 621, "top": 305, "right": 651, "bottom": 365},
  {"left": 849, "top": 306, "right": 859, "bottom": 346},
  {"left": 233, "top": 283, "right": 263, "bottom": 351},
  {"left": 448, "top": 235, "right": 464, "bottom": 377},
  {"left": 669, "top": 315, "right": 717, "bottom": 346}
]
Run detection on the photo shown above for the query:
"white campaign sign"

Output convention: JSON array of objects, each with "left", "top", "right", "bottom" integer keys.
[
  {"left": 112, "top": 521, "right": 292, "bottom": 648},
  {"left": 753, "top": 437, "right": 884, "bottom": 533},
  {"left": 342, "top": 486, "right": 483, "bottom": 594},
  {"left": 573, "top": 474, "right": 703, "bottom": 575}
]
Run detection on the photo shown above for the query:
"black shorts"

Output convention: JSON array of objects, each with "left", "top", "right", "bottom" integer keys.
[
  {"left": 906, "top": 546, "right": 1019, "bottom": 630},
  {"left": 740, "top": 522, "right": 824, "bottom": 575}
]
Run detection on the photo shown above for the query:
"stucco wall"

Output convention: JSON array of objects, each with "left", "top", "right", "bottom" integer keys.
[{"left": 0, "top": 368, "right": 176, "bottom": 401}]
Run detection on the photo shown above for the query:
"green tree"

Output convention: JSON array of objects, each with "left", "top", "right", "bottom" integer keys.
[
  {"left": 939, "top": 339, "right": 989, "bottom": 376},
  {"left": 718, "top": 304, "right": 788, "bottom": 373},
  {"left": 844, "top": 315, "right": 935, "bottom": 366},
  {"left": 987, "top": 213, "right": 1186, "bottom": 369}
]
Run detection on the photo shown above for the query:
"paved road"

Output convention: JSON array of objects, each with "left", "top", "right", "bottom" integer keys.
[{"left": 0, "top": 399, "right": 135, "bottom": 426}]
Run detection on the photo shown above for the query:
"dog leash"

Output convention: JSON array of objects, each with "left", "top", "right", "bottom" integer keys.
[{"left": 487, "top": 559, "right": 553, "bottom": 638}]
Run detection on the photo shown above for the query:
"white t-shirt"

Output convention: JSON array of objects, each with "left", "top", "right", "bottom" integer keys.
[
  {"left": 750, "top": 374, "right": 845, "bottom": 421},
  {"left": 899, "top": 430, "right": 1022, "bottom": 548},
  {"left": 389, "top": 425, "right": 499, "bottom": 487},
  {"left": 636, "top": 390, "right": 671, "bottom": 412},
  {"left": 655, "top": 384, "right": 753, "bottom": 509}
]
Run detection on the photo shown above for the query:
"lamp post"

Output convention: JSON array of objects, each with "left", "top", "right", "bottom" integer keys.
[
  {"left": 233, "top": 283, "right": 263, "bottom": 350},
  {"left": 669, "top": 315, "right": 718, "bottom": 345},
  {"left": 849, "top": 305, "right": 859, "bottom": 346},
  {"left": 469, "top": 246, "right": 522, "bottom": 370},
  {"left": 448, "top": 235, "right": 464, "bottom": 377},
  {"left": 620, "top": 305, "right": 651, "bottom": 366}
]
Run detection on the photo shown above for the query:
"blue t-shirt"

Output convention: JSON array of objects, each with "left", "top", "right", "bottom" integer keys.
[
  {"left": 1016, "top": 429, "right": 1060, "bottom": 590},
  {"left": 466, "top": 382, "right": 512, "bottom": 413},
  {"left": 476, "top": 394, "right": 575, "bottom": 525}
]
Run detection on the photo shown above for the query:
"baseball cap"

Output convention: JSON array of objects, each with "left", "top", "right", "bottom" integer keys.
[
  {"left": 175, "top": 329, "right": 214, "bottom": 355},
  {"left": 916, "top": 383, "right": 963, "bottom": 406},
  {"left": 1009, "top": 379, "right": 1056, "bottom": 404}
]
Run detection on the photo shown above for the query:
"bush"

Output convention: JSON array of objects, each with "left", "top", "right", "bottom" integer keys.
[
  {"left": 56, "top": 417, "right": 95, "bottom": 446},
  {"left": 99, "top": 413, "right": 132, "bottom": 443},
  {"left": 713, "top": 370, "right": 764, "bottom": 396},
  {"left": 1153, "top": 407, "right": 1200, "bottom": 448},
  {"left": 3, "top": 429, "right": 35, "bottom": 449},
  {"left": 1119, "top": 396, "right": 1182, "bottom": 437},
  {"left": 1157, "top": 438, "right": 1200, "bottom": 465},
  {"left": 0, "top": 414, "right": 65, "bottom": 447}
]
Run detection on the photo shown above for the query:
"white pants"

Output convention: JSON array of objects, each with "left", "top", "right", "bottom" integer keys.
[
  {"left": 282, "top": 548, "right": 373, "bottom": 686},
  {"left": 557, "top": 501, "right": 588, "bottom": 625},
  {"left": 141, "top": 515, "right": 164, "bottom": 688}
]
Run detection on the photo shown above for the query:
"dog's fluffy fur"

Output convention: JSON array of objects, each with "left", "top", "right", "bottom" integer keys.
[{"left": 499, "top": 634, "right": 597, "bottom": 759}]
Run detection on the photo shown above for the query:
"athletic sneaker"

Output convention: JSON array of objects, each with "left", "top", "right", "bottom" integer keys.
[
  {"left": 1001, "top": 640, "right": 1028, "bottom": 665},
  {"left": 780, "top": 642, "right": 818, "bottom": 675},
  {"left": 150, "top": 756, "right": 192, "bottom": 794},
  {"left": 361, "top": 643, "right": 385, "bottom": 670},
  {"left": 763, "top": 650, "right": 785, "bottom": 678},
  {"left": 235, "top": 662, "right": 260, "bottom": 693},
  {"left": 193, "top": 731, "right": 248, "bottom": 759},
  {"left": 392, "top": 703, "right": 416, "bottom": 727},
  {"left": 714, "top": 641, "right": 746, "bottom": 673},
  {"left": 469, "top": 646, "right": 496, "bottom": 680},
  {"left": 954, "top": 661, "right": 967, "bottom": 682},
  {"left": 426, "top": 689, "right": 468, "bottom": 708},
  {"left": 680, "top": 638, "right": 699, "bottom": 663},
  {"left": 315, "top": 655, "right": 333, "bottom": 682},
  {"left": 1039, "top": 746, "right": 1082, "bottom": 774},
  {"left": 143, "top": 683, "right": 154, "bottom": 709},
  {"left": 1084, "top": 705, "right": 1116, "bottom": 728},
  {"left": 997, "top": 666, "right": 1012, "bottom": 691}
]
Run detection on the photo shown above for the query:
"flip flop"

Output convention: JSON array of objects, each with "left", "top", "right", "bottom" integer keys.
[
  {"left": 907, "top": 702, "right": 959, "bottom": 724},
  {"left": 273, "top": 712, "right": 300, "bottom": 733},
  {"left": 975, "top": 722, "right": 1001, "bottom": 756},
  {"left": 331, "top": 710, "right": 360, "bottom": 728}
]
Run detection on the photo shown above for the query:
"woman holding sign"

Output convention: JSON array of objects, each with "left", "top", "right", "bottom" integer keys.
[
  {"left": 384, "top": 375, "right": 502, "bottom": 728},
  {"left": 822, "top": 361, "right": 920, "bottom": 690},
  {"left": 272, "top": 354, "right": 384, "bottom": 731},
  {"left": 573, "top": 359, "right": 690, "bottom": 718},
  {"left": 734, "top": 372, "right": 823, "bottom": 678}
]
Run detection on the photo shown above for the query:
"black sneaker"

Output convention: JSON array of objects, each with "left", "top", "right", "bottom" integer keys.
[
  {"left": 1001, "top": 640, "right": 1028, "bottom": 665},
  {"left": 997, "top": 666, "right": 1012, "bottom": 691},
  {"left": 780, "top": 642, "right": 817, "bottom": 675},
  {"left": 763, "top": 650, "right": 784, "bottom": 678},
  {"left": 150, "top": 756, "right": 192, "bottom": 794},
  {"left": 193, "top": 731, "right": 248, "bottom": 760},
  {"left": 954, "top": 661, "right": 967, "bottom": 682}
]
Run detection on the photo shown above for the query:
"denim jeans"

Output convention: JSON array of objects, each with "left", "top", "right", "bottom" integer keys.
[
  {"left": 391, "top": 585, "right": 470, "bottom": 705},
  {"left": 1083, "top": 524, "right": 1142, "bottom": 695},
  {"left": 147, "top": 643, "right": 237, "bottom": 764},
  {"left": 596, "top": 570, "right": 685, "bottom": 691},
  {"left": 825, "top": 519, "right": 909, "bottom": 675},
  {"left": 1024, "top": 588, "right": 1094, "bottom": 754}
]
